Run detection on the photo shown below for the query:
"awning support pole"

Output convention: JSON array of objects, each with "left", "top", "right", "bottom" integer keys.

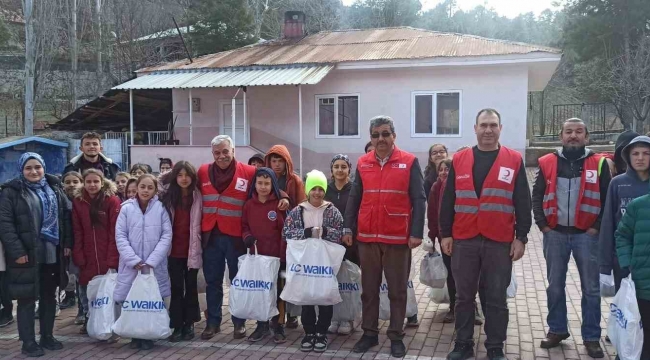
[
  {"left": 298, "top": 84, "right": 303, "bottom": 178},
  {"left": 129, "top": 89, "right": 134, "bottom": 146},
  {"left": 243, "top": 87, "right": 247, "bottom": 145},
  {"left": 188, "top": 88, "right": 193, "bottom": 145},
  {"left": 231, "top": 87, "right": 241, "bottom": 147}
]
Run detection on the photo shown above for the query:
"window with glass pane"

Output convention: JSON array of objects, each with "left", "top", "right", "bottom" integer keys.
[
  {"left": 318, "top": 97, "right": 335, "bottom": 135},
  {"left": 414, "top": 95, "right": 433, "bottom": 134},
  {"left": 436, "top": 93, "right": 460, "bottom": 135},
  {"left": 338, "top": 96, "right": 359, "bottom": 136}
]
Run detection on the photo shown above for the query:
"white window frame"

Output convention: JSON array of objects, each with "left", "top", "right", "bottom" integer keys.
[
  {"left": 410, "top": 90, "right": 462, "bottom": 138},
  {"left": 315, "top": 93, "right": 361, "bottom": 139}
]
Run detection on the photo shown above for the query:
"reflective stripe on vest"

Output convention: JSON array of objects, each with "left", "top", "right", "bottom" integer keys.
[{"left": 202, "top": 194, "right": 245, "bottom": 206}]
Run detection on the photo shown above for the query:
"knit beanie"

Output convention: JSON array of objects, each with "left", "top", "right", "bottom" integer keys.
[{"left": 304, "top": 170, "right": 328, "bottom": 195}]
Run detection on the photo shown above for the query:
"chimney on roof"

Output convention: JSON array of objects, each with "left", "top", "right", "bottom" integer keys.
[{"left": 283, "top": 11, "right": 306, "bottom": 39}]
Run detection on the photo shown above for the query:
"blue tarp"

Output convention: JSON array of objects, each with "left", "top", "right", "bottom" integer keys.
[{"left": 0, "top": 136, "right": 69, "bottom": 183}]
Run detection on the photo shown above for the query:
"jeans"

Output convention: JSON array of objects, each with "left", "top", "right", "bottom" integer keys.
[
  {"left": 168, "top": 257, "right": 200, "bottom": 329},
  {"left": 202, "top": 233, "right": 245, "bottom": 328},
  {"left": 452, "top": 236, "right": 512, "bottom": 350},
  {"left": 79, "top": 285, "right": 88, "bottom": 318},
  {"left": 17, "top": 264, "right": 59, "bottom": 342},
  {"left": 543, "top": 229, "right": 601, "bottom": 341},
  {"left": 301, "top": 305, "right": 333, "bottom": 335}
]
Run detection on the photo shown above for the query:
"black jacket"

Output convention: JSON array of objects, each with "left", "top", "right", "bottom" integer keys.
[
  {"left": 0, "top": 174, "right": 72, "bottom": 300},
  {"left": 63, "top": 153, "right": 120, "bottom": 181},
  {"left": 325, "top": 180, "right": 351, "bottom": 215}
]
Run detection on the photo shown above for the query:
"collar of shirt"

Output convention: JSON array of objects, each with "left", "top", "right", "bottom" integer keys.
[{"left": 375, "top": 146, "right": 395, "bottom": 167}]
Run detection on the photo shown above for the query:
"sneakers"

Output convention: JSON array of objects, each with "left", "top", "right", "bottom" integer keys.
[
  {"left": 129, "top": 339, "right": 141, "bottom": 349},
  {"left": 328, "top": 321, "right": 339, "bottom": 334},
  {"left": 181, "top": 323, "right": 195, "bottom": 341},
  {"left": 391, "top": 340, "right": 406, "bottom": 358},
  {"left": 0, "top": 310, "right": 14, "bottom": 328},
  {"left": 74, "top": 313, "right": 85, "bottom": 325},
  {"left": 584, "top": 341, "right": 604, "bottom": 358},
  {"left": 300, "top": 334, "right": 315, "bottom": 352},
  {"left": 406, "top": 314, "right": 419, "bottom": 327},
  {"left": 273, "top": 324, "right": 287, "bottom": 344},
  {"left": 313, "top": 333, "right": 328, "bottom": 353},
  {"left": 352, "top": 334, "right": 379, "bottom": 353},
  {"left": 447, "top": 342, "right": 475, "bottom": 360},
  {"left": 338, "top": 321, "right": 353, "bottom": 335},
  {"left": 248, "top": 323, "right": 270, "bottom": 342},
  {"left": 169, "top": 328, "right": 183, "bottom": 343},
  {"left": 233, "top": 323, "right": 247, "bottom": 339},
  {"left": 21, "top": 340, "right": 45, "bottom": 357},
  {"left": 59, "top": 292, "right": 76, "bottom": 309},
  {"left": 140, "top": 339, "right": 154, "bottom": 350},
  {"left": 39, "top": 335, "right": 63, "bottom": 351},
  {"left": 286, "top": 316, "right": 299, "bottom": 329},
  {"left": 487, "top": 348, "right": 508, "bottom": 360}
]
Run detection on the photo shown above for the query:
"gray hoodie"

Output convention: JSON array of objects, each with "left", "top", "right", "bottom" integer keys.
[{"left": 599, "top": 136, "right": 650, "bottom": 276}]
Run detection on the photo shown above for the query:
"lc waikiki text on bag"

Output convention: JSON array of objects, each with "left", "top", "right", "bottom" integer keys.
[
  {"left": 112, "top": 272, "right": 172, "bottom": 340},
  {"left": 379, "top": 272, "right": 418, "bottom": 320},
  {"left": 229, "top": 245, "right": 281, "bottom": 321},
  {"left": 280, "top": 238, "right": 346, "bottom": 306},
  {"left": 86, "top": 270, "right": 118, "bottom": 340},
  {"left": 606, "top": 276, "right": 643, "bottom": 360},
  {"left": 332, "top": 260, "right": 363, "bottom": 322}
]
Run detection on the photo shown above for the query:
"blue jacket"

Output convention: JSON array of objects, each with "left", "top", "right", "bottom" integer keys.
[{"left": 599, "top": 136, "right": 650, "bottom": 275}]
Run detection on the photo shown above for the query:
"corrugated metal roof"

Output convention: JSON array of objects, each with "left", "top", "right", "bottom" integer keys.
[
  {"left": 138, "top": 27, "right": 561, "bottom": 73},
  {"left": 113, "top": 65, "right": 333, "bottom": 90},
  {"left": 0, "top": 136, "right": 68, "bottom": 150}
]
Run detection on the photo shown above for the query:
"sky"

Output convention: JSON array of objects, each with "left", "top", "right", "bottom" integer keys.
[{"left": 341, "top": 0, "right": 562, "bottom": 19}]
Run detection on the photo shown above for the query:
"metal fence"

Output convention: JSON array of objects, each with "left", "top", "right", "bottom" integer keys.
[
  {"left": 102, "top": 131, "right": 170, "bottom": 171},
  {"left": 533, "top": 103, "right": 624, "bottom": 141}
]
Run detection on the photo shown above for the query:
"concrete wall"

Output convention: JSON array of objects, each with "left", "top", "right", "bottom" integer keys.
[{"left": 169, "top": 64, "right": 529, "bottom": 172}]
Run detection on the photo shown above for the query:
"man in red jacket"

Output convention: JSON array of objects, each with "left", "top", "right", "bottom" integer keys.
[
  {"left": 439, "top": 109, "right": 531, "bottom": 360},
  {"left": 343, "top": 115, "right": 426, "bottom": 358}
]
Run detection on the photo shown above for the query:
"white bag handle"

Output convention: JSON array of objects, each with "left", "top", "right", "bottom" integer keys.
[{"left": 246, "top": 244, "right": 258, "bottom": 256}]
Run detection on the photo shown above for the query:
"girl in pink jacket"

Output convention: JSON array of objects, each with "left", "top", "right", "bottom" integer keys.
[{"left": 159, "top": 161, "right": 203, "bottom": 342}]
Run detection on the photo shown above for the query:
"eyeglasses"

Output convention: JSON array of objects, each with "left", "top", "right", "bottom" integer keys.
[
  {"left": 430, "top": 150, "right": 447, "bottom": 155},
  {"left": 371, "top": 131, "right": 393, "bottom": 139}
]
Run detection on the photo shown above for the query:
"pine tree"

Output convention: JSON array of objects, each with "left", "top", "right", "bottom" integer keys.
[{"left": 188, "top": 0, "right": 257, "bottom": 56}]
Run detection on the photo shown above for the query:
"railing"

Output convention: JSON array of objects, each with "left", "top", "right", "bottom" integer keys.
[{"left": 102, "top": 131, "right": 170, "bottom": 171}]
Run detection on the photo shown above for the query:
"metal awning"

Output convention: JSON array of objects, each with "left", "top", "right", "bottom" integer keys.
[{"left": 113, "top": 65, "right": 333, "bottom": 90}]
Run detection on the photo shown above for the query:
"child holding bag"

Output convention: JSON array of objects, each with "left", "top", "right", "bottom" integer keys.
[
  {"left": 283, "top": 170, "right": 343, "bottom": 353},
  {"left": 71, "top": 169, "right": 121, "bottom": 337},
  {"left": 114, "top": 174, "right": 172, "bottom": 350}
]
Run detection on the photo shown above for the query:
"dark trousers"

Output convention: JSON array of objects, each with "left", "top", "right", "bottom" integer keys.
[
  {"left": 438, "top": 240, "right": 457, "bottom": 308},
  {"left": 17, "top": 264, "right": 59, "bottom": 342},
  {"left": 202, "top": 233, "right": 245, "bottom": 327},
  {"left": 168, "top": 257, "right": 200, "bottom": 329},
  {"left": 452, "top": 236, "right": 512, "bottom": 350},
  {"left": 301, "top": 305, "right": 333, "bottom": 335},
  {"left": 0, "top": 272, "right": 13, "bottom": 315},
  {"left": 639, "top": 298, "right": 650, "bottom": 360},
  {"left": 358, "top": 241, "right": 411, "bottom": 341}
]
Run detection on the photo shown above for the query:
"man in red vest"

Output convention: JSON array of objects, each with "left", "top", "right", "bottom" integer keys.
[
  {"left": 198, "top": 135, "right": 288, "bottom": 340},
  {"left": 532, "top": 118, "right": 611, "bottom": 358},
  {"left": 439, "top": 108, "right": 531, "bottom": 360},
  {"left": 342, "top": 115, "right": 426, "bottom": 358}
]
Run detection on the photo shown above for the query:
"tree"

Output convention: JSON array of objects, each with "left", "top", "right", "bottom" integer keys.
[
  {"left": 187, "top": 0, "right": 257, "bottom": 56},
  {"left": 256, "top": 0, "right": 343, "bottom": 40},
  {"left": 0, "top": 16, "right": 9, "bottom": 48},
  {"left": 346, "top": 0, "right": 421, "bottom": 29}
]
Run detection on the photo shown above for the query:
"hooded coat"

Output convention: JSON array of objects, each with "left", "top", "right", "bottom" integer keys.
[
  {"left": 600, "top": 136, "right": 650, "bottom": 282},
  {"left": 64, "top": 153, "right": 121, "bottom": 181},
  {"left": 113, "top": 195, "right": 172, "bottom": 302},
  {"left": 0, "top": 174, "right": 71, "bottom": 300},
  {"left": 265, "top": 145, "right": 306, "bottom": 207},
  {"left": 613, "top": 130, "right": 640, "bottom": 175},
  {"left": 72, "top": 181, "right": 121, "bottom": 285}
]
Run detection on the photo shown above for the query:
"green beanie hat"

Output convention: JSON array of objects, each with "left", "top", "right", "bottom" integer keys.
[{"left": 305, "top": 170, "right": 328, "bottom": 196}]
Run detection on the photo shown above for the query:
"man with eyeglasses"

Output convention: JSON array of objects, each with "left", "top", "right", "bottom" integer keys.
[
  {"left": 343, "top": 115, "right": 426, "bottom": 358},
  {"left": 439, "top": 108, "right": 531, "bottom": 360}
]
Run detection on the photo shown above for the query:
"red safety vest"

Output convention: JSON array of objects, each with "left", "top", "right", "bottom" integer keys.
[
  {"left": 356, "top": 146, "right": 415, "bottom": 245},
  {"left": 197, "top": 161, "right": 256, "bottom": 237},
  {"left": 452, "top": 146, "right": 522, "bottom": 242},
  {"left": 538, "top": 153, "right": 602, "bottom": 230}
]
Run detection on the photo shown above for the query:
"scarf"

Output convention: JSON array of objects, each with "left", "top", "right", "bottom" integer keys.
[
  {"left": 18, "top": 152, "right": 60, "bottom": 246},
  {"left": 211, "top": 159, "right": 236, "bottom": 193}
]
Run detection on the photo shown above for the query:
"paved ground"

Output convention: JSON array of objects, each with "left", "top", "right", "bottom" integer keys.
[{"left": 0, "top": 169, "right": 619, "bottom": 359}]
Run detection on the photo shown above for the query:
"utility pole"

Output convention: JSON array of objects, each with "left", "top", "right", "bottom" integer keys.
[{"left": 22, "top": 0, "right": 35, "bottom": 136}]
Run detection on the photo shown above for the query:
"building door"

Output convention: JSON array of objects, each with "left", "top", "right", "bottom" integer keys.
[{"left": 221, "top": 100, "right": 249, "bottom": 146}]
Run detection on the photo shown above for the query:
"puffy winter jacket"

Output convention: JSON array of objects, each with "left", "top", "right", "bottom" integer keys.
[
  {"left": 113, "top": 196, "right": 172, "bottom": 302},
  {"left": 72, "top": 184, "right": 121, "bottom": 285},
  {"left": 0, "top": 175, "right": 72, "bottom": 300},
  {"left": 64, "top": 153, "right": 120, "bottom": 181},
  {"left": 166, "top": 189, "right": 203, "bottom": 269}
]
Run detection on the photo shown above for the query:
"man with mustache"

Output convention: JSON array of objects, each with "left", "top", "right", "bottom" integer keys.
[
  {"left": 439, "top": 108, "right": 531, "bottom": 360},
  {"left": 532, "top": 118, "right": 611, "bottom": 358},
  {"left": 342, "top": 115, "right": 426, "bottom": 358}
]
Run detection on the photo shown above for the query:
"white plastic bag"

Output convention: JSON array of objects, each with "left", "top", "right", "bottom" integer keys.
[
  {"left": 286, "top": 302, "right": 302, "bottom": 316},
  {"left": 428, "top": 283, "right": 450, "bottom": 304},
  {"left": 600, "top": 272, "right": 616, "bottom": 298},
  {"left": 87, "top": 271, "right": 117, "bottom": 340},
  {"left": 507, "top": 272, "right": 518, "bottom": 298},
  {"left": 112, "top": 272, "right": 172, "bottom": 340},
  {"left": 379, "top": 273, "right": 418, "bottom": 320},
  {"left": 607, "top": 276, "right": 643, "bottom": 360},
  {"left": 229, "top": 246, "right": 281, "bottom": 321},
  {"left": 333, "top": 260, "right": 363, "bottom": 322},
  {"left": 280, "top": 238, "right": 346, "bottom": 306},
  {"left": 422, "top": 237, "right": 434, "bottom": 253},
  {"left": 419, "top": 251, "right": 447, "bottom": 288}
]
